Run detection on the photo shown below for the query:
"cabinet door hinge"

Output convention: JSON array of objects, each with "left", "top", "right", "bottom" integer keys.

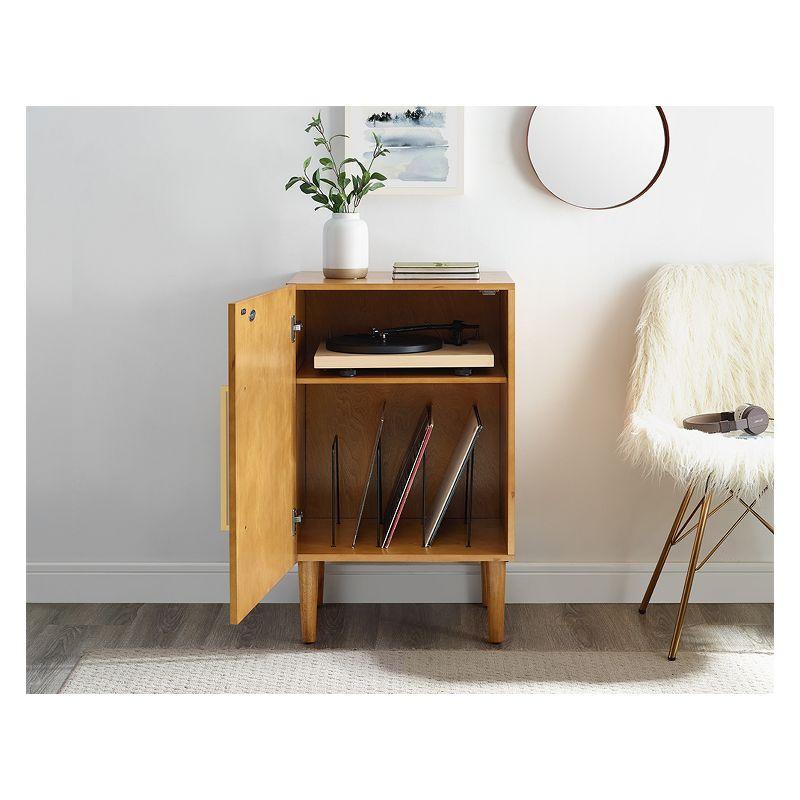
[
  {"left": 291, "top": 315, "right": 303, "bottom": 342},
  {"left": 292, "top": 508, "right": 303, "bottom": 536}
]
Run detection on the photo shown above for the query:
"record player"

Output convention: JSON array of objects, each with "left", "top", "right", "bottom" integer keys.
[{"left": 314, "top": 320, "right": 494, "bottom": 377}]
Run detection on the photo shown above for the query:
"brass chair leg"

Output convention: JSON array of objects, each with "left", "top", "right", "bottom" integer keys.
[
  {"left": 739, "top": 499, "right": 774, "bottom": 534},
  {"left": 667, "top": 491, "right": 713, "bottom": 661},
  {"left": 639, "top": 484, "right": 695, "bottom": 614}
]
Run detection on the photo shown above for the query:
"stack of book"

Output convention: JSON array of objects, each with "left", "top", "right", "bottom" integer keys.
[{"left": 392, "top": 262, "right": 480, "bottom": 280}]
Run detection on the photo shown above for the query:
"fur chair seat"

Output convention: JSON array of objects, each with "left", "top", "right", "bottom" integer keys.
[{"left": 619, "top": 264, "right": 773, "bottom": 499}]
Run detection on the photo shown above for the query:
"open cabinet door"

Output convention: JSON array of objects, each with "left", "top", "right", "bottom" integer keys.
[{"left": 228, "top": 285, "right": 297, "bottom": 623}]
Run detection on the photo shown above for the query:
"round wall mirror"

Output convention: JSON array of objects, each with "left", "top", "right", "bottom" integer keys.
[{"left": 526, "top": 107, "right": 669, "bottom": 209}]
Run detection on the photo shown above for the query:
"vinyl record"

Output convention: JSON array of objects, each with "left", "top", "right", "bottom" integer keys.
[{"left": 326, "top": 333, "right": 443, "bottom": 355}]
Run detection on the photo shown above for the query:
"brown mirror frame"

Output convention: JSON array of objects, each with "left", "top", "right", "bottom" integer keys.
[{"left": 526, "top": 106, "right": 670, "bottom": 210}]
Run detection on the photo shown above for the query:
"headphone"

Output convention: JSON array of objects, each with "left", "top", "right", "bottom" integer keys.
[{"left": 683, "top": 405, "right": 770, "bottom": 436}]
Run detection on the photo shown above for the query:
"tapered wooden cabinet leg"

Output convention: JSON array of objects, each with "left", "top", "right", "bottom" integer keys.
[
  {"left": 298, "top": 561, "right": 320, "bottom": 643},
  {"left": 668, "top": 492, "right": 713, "bottom": 661},
  {"left": 480, "top": 562, "right": 489, "bottom": 607},
  {"left": 317, "top": 562, "right": 325, "bottom": 607},
  {"left": 485, "top": 561, "right": 506, "bottom": 644}
]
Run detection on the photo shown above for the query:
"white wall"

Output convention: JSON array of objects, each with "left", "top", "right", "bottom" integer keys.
[{"left": 27, "top": 107, "right": 773, "bottom": 602}]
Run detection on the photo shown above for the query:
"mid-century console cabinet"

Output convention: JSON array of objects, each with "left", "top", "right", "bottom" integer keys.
[{"left": 221, "top": 271, "right": 515, "bottom": 643}]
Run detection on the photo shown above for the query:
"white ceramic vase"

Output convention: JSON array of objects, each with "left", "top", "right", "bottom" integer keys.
[{"left": 322, "top": 212, "right": 369, "bottom": 279}]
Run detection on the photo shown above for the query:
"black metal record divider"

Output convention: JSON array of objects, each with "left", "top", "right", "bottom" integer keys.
[
  {"left": 421, "top": 453, "right": 426, "bottom": 546},
  {"left": 464, "top": 447, "right": 476, "bottom": 547},
  {"left": 376, "top": 437, "right": 383, "bottom": 547},
  {"left": 330, "top": 435, "right": 340, "bottom": 547}
]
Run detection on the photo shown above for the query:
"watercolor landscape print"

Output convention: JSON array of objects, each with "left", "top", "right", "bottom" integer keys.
[{"left": 345, "top": 107, "right": 463, "bottom": 194}]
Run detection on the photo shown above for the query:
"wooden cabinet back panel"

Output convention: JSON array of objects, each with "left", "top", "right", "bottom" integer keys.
[{"left": 302, "top": 290, "right": 502, "bottom": 364}]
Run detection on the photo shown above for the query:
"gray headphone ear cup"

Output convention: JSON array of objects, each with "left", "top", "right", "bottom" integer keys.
[
  {"left": 744, "top": 405, "right": 769, "bottom": 435},
  {"left": 735, "top": 404, "right": 769, "bottom": 435}
]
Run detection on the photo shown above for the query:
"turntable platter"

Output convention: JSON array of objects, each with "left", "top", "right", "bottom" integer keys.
[{"left": 326, "top": 333, "right": 443, "bottom": 355}]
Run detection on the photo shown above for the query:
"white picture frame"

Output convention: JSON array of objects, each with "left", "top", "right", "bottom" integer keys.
[{"left": 344, "top": 106, "right": 464, "bottom": 195}]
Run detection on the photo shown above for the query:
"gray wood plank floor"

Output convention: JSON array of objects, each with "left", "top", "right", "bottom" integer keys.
[{"left": 26, "top": 603, "right": 774, "bottom": 693}]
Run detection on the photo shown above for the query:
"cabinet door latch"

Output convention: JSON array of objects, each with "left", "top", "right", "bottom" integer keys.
[
  {"left": 292, "top": 508, "right": 303, "bottom": 536},
  {"left": 291, "top": 315, "right": 303, "bottom": 342}
]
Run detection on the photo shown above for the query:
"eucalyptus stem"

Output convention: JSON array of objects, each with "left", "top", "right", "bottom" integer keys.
[
  {"left": 354, "top": 149, "right": 379, "bottom": 210},
  {"left": 318, "top": 117, "right": 352, "bottom": 211},
  {"left": 285, "top": 111, "right": 389, "bottom": 213},
  {"left": 317, "top": 118, "right": 346, "bottom": 211}
]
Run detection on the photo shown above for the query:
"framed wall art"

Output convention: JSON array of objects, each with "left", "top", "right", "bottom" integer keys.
[{"left": 345, "top": 106, "right": 464, "bottom": 195}]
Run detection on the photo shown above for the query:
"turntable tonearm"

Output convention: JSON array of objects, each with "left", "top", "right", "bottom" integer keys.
[{"left": 314, "top": 320, "right": 495, "bottom": 377}]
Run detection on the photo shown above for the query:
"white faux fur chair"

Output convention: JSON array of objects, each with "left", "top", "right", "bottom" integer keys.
[{"left": 620, "top": 263, "right": 773, "bottom": 660}]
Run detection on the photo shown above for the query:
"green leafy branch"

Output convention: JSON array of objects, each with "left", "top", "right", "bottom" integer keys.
[{"left": 285, "top": 112, "right": 389, "bottom": 212}]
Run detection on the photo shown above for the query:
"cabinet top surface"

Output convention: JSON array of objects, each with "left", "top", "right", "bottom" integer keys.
[{"left": 288, "top": 271, "right": 514, "bottom": 290}]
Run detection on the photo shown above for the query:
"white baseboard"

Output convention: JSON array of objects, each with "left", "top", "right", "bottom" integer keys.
[{"left": 26, "top": 561, "right": 773, "bottom": 603}]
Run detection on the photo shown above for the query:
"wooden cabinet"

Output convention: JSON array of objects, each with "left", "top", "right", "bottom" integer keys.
[{"left": 223, "top": 272, "right": 515, "bottom": 642}]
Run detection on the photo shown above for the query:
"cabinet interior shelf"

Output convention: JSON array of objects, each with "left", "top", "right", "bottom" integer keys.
[
  {"left": 297, "top": 517, "right": 508, "bottom": 561},
  {"left": 296, "top": 362, "right": 507, "bottom": 385}
]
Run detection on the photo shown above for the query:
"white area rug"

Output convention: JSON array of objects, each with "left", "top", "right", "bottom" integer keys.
[{"left": 60, "top": 649, "right": 773, "bottom": 694}]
